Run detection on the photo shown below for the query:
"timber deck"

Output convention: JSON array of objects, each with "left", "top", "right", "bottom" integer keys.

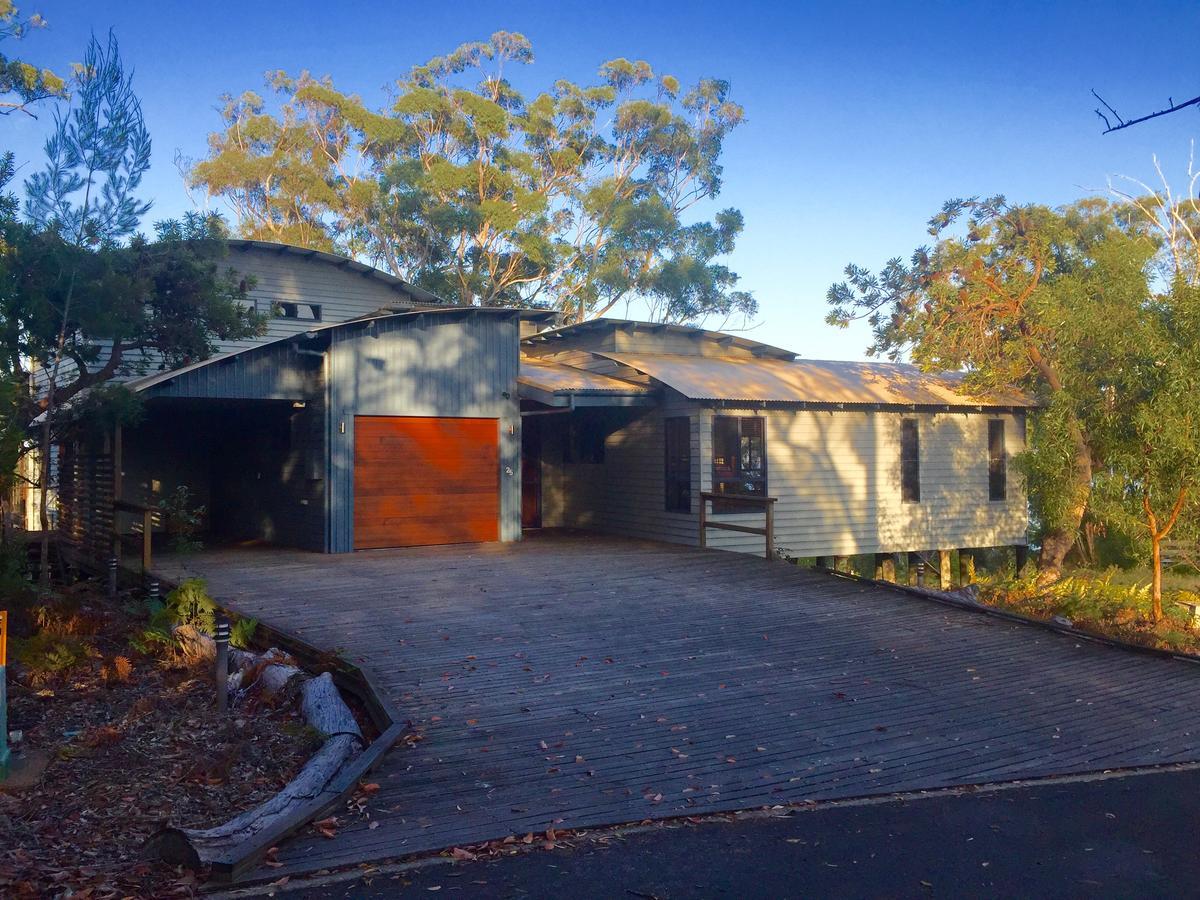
[{"left": 155, "top": 533, "right": 1200, "bottom": 879}]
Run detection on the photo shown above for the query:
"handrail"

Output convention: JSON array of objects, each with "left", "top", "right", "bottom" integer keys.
[
  {"left": 114, "top": 499, "right": 155, "bottom": 573},
  {"left": 698, "top": 491, "right": 777, "bottom": 560}
]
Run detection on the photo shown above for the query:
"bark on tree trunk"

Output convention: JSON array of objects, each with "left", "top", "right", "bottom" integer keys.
[
  {"left": 1151, "top": 535, "right": 1164, "bottom": 623},
  {"left": 1037, "top": 424, "right": 1094, "bottom": 583},
  {"left": 148, "top": 646, "right": 364, "bottom": 870}
]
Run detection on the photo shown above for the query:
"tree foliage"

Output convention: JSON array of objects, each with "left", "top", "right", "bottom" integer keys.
[
  {"left": 0, "top": 0, "right": 67, "bottom": 117},
  {"left": 1, "top": 31, "right": 265, "bottom": 580},
  {"left": 826, "top": 197, "right": 1158, "bottom": 577},
  {"left": 187, "top": 32, "right": 754, "bottom": 324}
]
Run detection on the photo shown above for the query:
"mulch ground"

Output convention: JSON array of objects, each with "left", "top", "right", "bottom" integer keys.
[{"left": 0, "top": 589, "right": 321, "bottom": 898}]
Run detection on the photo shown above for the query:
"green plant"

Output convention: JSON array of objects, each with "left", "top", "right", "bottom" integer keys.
[
  {"left": 229, "top": 616, "right": 258, "bottom": 650},
  {"left": 15, "top": 631, "right": 90, "bottom": 677},
  {"left": 162, "top": 577, "right": 217, "bottom": 632},
  {"left": 157, "top": 486, "right": 206, "bottom": 554}
]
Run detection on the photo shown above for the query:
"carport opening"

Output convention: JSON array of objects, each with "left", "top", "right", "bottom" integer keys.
[{"left": 118, "top": 397, "right": 325, "bottom": 552}]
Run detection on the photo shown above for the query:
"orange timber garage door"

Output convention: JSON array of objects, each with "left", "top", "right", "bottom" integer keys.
[{"left": 353, "top": 416, "right": 500, "bottom": 550}]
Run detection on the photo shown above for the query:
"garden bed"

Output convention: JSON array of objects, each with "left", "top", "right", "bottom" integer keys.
[
  {"left": 974, "top": 568, "right": 1200, "bottom": 655},
  {"left": 0, "top": 578, "right": 320, "bottom": 897}
]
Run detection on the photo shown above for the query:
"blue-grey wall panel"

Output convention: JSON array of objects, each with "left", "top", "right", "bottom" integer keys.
[{"left": 326, "top": 312, "right": 521, "bottom": 552}]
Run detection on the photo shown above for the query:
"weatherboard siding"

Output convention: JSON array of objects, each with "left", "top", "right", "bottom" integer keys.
[
  {"left": 215, "top": 246, "right": 420, "bottom": 355},
  {"left": 577, "top": 406, "right": 1027, "bottom": 557},
  {"left": 34, "top": 244, "right": 420, "bottom": 392}
]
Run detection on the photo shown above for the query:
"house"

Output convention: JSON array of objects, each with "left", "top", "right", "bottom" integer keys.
[{"left": 54, "top": 240, "right": 1033, "bottom": 568}]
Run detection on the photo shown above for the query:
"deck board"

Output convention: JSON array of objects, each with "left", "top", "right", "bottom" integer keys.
[{"left": 155, "top": 533, "right": 1200, "bottom": 879}]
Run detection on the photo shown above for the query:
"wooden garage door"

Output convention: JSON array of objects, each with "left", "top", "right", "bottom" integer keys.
[{"left": 353, "top": 416, "right": 500, "bottom": 550}]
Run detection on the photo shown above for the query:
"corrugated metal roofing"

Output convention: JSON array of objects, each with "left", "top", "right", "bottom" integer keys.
[
  {"left": 522, "top": 317, "right": 797, "bottom": 360},
  {"left": 518, "top": 357, "right": 650, "bottom": 395},
  {"left": 595, "top": 352, "right": 1035, "bottom": 408}
]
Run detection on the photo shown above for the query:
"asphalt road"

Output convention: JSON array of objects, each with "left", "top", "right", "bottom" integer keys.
[{"left": 259, "top": 768, "right": 1200, "bottom": 899}]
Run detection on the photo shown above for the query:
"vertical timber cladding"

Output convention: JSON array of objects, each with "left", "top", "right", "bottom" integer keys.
[
  {"left": 327, "top": 309, "right": 522, "bottom": 552},
  {"left": 353, "top": 416, "right": 500, "bottom": 548}
]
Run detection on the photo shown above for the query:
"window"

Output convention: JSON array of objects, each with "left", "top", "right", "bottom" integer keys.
[
  {"left": 276, "top": 301, "right": 322, "bottom": 321},
  {"left": 711, "top": 416, "right": 766, "bottom": 512},
  {"left": 988, "top": 419, "right": 1007, "bottom": 501},
  {"left": 664, "top": 417, "right": 691, "bottom": 512},
  {"left": 901, "top": 418, "right": 920, "bottom": 502}
]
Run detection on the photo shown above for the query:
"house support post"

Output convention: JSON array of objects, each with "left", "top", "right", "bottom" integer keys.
[
  {"left": 878, "top": 554, "right": 896, "bottom": 583},
  {"left": 959, "top": 550, "right": 976, "bottom": 586},
  {"left": 906, "top": 552, "right": 921, "bottom": 587},
  {"left": 1014, "top": 544, "right": 1029, "bottom": 574},
  {"left": 938, "top": 549, "right": 953, "bottom": 590}
]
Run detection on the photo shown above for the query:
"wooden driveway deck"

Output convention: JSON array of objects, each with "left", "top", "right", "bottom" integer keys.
[{"left": 156, "top": 533, "right": 1200, "bottom": 878}]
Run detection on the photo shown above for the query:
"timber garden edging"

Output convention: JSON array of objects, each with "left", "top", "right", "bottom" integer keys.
[
  {"left": 805, "top": 561, "right": 1200, "bottom": 668},
  {"left": 136, "top": 564, "right": 408, "bottom": 884}
]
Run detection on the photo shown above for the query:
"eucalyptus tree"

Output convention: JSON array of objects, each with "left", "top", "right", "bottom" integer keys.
[
  {"left": 187, "top": 32, "right": 753, "bottom": 324},
  {"left": 0, "top": 0, "right": 67, "bottom": 117},
  {"left": 1086, "top": 277, "right": 1200, "bottom": 620},
  {"left": 826, "top": 197, "right": 1157, "bottom": 579}
]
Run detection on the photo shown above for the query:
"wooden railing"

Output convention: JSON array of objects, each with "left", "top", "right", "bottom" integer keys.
[
  {"left": 114, "top": 499, "right": 155, "bottom": 573},
  {"left": 698, "top": 492, "right": 777, "bottom": 561}
]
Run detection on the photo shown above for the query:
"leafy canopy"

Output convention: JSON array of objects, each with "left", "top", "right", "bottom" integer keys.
[
  {"left": 187, "top": 32, "right": 753, "bottom": 325},
  {"left": 0, "top": 0, "right": 67, "bottom": 117}
]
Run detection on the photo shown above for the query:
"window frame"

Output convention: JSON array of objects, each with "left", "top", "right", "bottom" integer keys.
[
  {"left": 664, "top": 416, "right": 692, "bottom": 513},
  {"left": 275, "top": 301, "right": 323, "bottom": 321},
  {"left": 710, "top": 415, "right": 768, "bottom": 513},
  {"left": 900, "top": 418, "right": 920, "bottom": 503},
  {"left": 988, "top": 419, "right": 1007, "bottom": 502}
]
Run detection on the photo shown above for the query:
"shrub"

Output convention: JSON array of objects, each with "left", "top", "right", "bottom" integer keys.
[
  {"left": 15, "top": 632, "right": 91, "bottom": 678},
  {"left": 157, "top": 485, "right": 206, "bottom": 553}
]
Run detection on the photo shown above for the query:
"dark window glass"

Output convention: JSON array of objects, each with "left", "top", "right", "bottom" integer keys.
[
  {"left": 988, "top": 419, "right": 1006, "bottom": 501},
  {"left": 564, "top": 417, "right": 606, "bottom": 464},
  {"left": 276, "top": 301, "right": 322, "bottom": 321},
  {"left": 901, "top": 418, "right": 920, "bottom": 502},
  {"left": 664, "top": 417, "right": 691, "bottom": 512},
  {"left": 712, "top": 416, "right": 767, "bottom": 512}
]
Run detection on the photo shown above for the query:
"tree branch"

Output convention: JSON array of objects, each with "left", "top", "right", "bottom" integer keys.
[{"left": 1094, "top": 88, "right": 1200, "bottom": 135}]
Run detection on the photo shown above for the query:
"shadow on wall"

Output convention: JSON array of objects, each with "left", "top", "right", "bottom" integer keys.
[
  {"left": 119, "top": 398, "right": 324, "bottom": 551},
  {"left": 331, "top": 313, "right": 521, "bottom": 549}
]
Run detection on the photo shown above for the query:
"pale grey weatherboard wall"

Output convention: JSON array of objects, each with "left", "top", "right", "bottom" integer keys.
[
  {"left": 542, "top": 403, "right": 1026, "bottom": 558},
  {"left": 326, "top": 311, "right": 522, "bottom": 553}
]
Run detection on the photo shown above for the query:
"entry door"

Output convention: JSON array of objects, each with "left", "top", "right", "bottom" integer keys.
[{"left": 353, "top": 416, "right": 499, "bottom": 549}]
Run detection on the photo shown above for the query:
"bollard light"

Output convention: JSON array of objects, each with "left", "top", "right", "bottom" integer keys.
[
  {"left": 214, "top": 615, "right": 230, "bottom": 713},
  {"left": 107, "top": 557, "right": 118, "bottom": 598},
  {"left": 146, "top": 579, "right": 160, "bottom": 606}
]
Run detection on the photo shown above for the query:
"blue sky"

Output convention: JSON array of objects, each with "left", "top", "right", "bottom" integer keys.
[{"left": 7, "top": 0, "right": 1199, "bottom": 360}]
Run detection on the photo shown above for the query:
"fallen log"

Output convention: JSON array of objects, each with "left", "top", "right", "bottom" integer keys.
[{"left": 149, "top": 660, "right": 364, "bottom": 869}]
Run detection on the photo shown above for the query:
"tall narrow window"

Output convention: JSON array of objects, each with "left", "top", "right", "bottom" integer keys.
[
  {"left": 988, "top": 419, "right": 1007, "bottom": 501},
  {"left": 712, "top": 416, "right": 767, "bottom": 512},
  {"left": 901, "top": 418, "right": 920, "bottom": 502},
  {"left": 664, "top": 417, "right": 691, "bottom": 512}
]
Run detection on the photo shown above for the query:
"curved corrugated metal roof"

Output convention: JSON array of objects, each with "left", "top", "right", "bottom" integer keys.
[
  {"left": 518, "top": 357, "right": 650, "bottom": 395},
  {"left": 596, "top": 352, "right": 1035, "bottom": 408}
]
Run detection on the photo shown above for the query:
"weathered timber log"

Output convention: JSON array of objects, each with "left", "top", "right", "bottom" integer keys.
[{"left": 149, "top": 662, "right": 364, "bottom": 869}]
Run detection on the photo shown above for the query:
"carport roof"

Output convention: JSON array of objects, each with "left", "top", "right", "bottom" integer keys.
[
  {"left": 517, "top": 356, "right": 652, "bottom": 407},
  {"left": 595, "top": 352, "right": 1036, "bottom": 409}
]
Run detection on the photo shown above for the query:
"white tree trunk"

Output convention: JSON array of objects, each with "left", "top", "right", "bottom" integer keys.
[{"left": 149, "top": 650, "right": 364, "bottom": 870}]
